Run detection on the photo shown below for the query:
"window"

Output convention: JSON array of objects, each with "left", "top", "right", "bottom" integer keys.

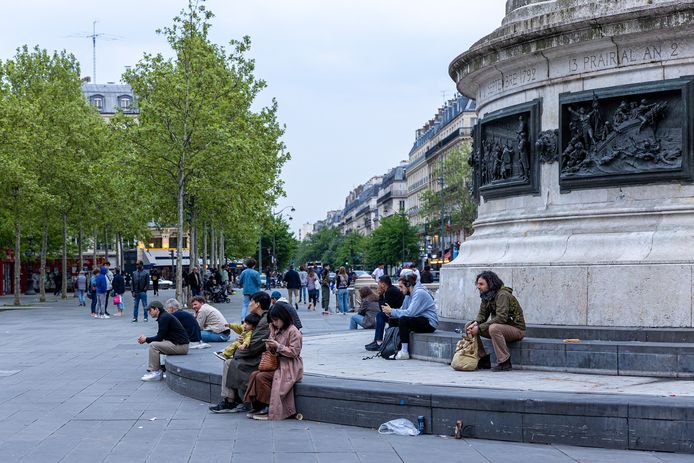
[
  {"left": 91, "top": 96, "right": 104, "bottom": 110},
  {"left": 168, "top": 236, "right": 177, "bottom": 249},
  {"left": 152, "top": 238, "right": 163, "bottom": 248},
  {"left": 119, "top": 96, "right": 132, "bottom": 109}
]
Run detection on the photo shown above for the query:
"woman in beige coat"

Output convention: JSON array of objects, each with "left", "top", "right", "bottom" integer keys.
[{"left": 244, "top": 303, "right": 303, "bottom": 420}]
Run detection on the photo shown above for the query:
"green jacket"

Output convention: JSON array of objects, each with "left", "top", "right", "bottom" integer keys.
[{"left": 475, "top": 286, "right": 526, "bottom": 332}]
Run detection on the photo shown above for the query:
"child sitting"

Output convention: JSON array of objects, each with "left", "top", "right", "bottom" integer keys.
[{"left": 219, "top": 313, "right": 262, "bottom": 359}]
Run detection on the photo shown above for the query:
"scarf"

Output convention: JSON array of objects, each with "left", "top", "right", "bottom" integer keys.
[{"left": 480, "top": 289, "right": 497, "bottom": 302}]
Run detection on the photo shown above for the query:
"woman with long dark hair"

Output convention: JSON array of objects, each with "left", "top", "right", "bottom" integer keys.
[
  {"left": 243, "top": 303, "right": 303, "bottom": 420},
  {"left": 335, "top": 266, "right": 350, "bottom": 314}
]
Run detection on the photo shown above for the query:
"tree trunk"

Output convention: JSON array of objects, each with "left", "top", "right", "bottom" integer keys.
[
  {"left": 202, "top": 223, "right": 208, "bottom": 272},
  {"left": 13, "top": 222, "right": 21, "bottom": 306},
  {"left": 92, "top": 230, "right": 97, "bottom": 269},
  {"left": 220, "top": 231, "right": 225, "bottom": 267},
  {"left": 116, "top": 233, "right": 123, "bottom": 269},
  {"left": 40, "top": 219, "right": 48, "bottom": 302},
  {"left": 62, "top": 213, "right": 68, "bottom": 299},
  {"left": 210, "top": 227, "right": 216, "bottom": 270},
  {"left": 176, "top": 173, "right": 185, "bottom": 302},
  {"left": 78, "top": 227, "right": 84, "bottom": 272}
]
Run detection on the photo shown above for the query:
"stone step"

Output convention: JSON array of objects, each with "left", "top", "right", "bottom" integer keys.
[
  {"left": 165, "top": 353, "right": 694, "bottom": 454},
  {"left": 411, "top": 330, "right": 694, "bottom": 377}
]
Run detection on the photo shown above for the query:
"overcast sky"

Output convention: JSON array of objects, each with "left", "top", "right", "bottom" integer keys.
[{"left": 1, "top": 0, "right": 506, "bottom": 235}]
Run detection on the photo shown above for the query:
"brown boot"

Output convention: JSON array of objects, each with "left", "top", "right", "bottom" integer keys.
[{"left": 492, "top": 358, "right": 512, "bottom": 372}]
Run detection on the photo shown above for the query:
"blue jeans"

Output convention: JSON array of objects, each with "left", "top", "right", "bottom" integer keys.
[
  {"left": 133, "top": 292, "right": 148, "bottom": 320},
  {"left": 374, "top": 311, "right": 390, "bottom": 341},
  {"left": 90, "top": 292, "right": 97, "bottom": 314},
  {"left": 338, "top": 288, "right": 348, "bottom": 314},
  {"left": 350, "top": 314, "right": 365, "bottom": 330},
  {"left": 200, "top": 330, "right": 230, "bottom": 343},
  {"left": 300, "top": 285, "right": 307, "bottom": 302},
  {"left": 78, "top": 289, "right": 85, "bottom": 305},
  {"left": 241, "top": 295, "right": 251, "bottom": 321}
]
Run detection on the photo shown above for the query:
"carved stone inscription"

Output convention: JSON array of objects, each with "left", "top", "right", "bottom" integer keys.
[
  {"left": 559, "top": 77, "right": 693, "bottom": 190},
  {"left": 566, "top": 42, "right": 683, "bottom": 74},
  {"left": 470, "top": 99, "right": 541, "bottom": 199}
]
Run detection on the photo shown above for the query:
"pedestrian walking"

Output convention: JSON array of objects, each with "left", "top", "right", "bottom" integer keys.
[
  {"left": 320, "top": 264, "right": 331, "bottom": 315},
  {"left": 238, "top": 258, "right": 261, "bottom": 321},
  {"left": 151, "top": 267, "right": 160, "bottom": 296},
  {"left": 131, "top": 261, "right": 150, "bottom": 322},
  {"left": 112, "top": 268, "right": 126, "bottom": 317},
  {"left": 298, "top": 266, "right": 308, "bottom": 304}
]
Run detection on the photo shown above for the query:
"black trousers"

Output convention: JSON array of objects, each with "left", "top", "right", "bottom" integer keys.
[{"left": 388, "top": 316, "right": 436, "bottom": 344}]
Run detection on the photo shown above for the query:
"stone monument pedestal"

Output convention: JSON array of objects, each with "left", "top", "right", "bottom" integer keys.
[{"left": 439, "top": 0, "right": 694, "bottom": 327}]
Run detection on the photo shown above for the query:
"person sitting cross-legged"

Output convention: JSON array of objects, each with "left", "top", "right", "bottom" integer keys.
[
  {"left": 380, "top": 272, "right": 438, "bottom": 360},
  {"left": 465, "top": 271, "right": 526, "bottom": 372},
  {"left": 137, "top": 301, "right": 190, "bottom": 381}
]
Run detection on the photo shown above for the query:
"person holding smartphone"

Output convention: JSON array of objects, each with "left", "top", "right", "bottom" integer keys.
[{"left": 364, "top": 275, "right": 405, "bottom": 351}]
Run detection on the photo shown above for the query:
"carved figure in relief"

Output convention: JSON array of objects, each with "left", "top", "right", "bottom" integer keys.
[
  {"left": 567, "top": 106, "right": 597, "bottom": 148},
  {"left": 535, "top": 129, "right": 559, "bottom": 164},
  {"left": 562, "top": 92, "right": 679, "bottom": 177},
  {"left": 500, "top": 143, "right": 513, "bottom": 179},
  {"left": 517, "top": 132, "right": 529, "bottom": 179}
]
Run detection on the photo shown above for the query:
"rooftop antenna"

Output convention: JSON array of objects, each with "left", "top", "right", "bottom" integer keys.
[
  {"left": 440, "top": 90, "right": 448, "bottom": 104},
  {"left": 67, "top": 21, "right": 120, "bottom": 84}
]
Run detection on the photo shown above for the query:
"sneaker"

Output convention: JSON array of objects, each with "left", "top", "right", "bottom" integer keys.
[
  {"left": 144, "top": 318, "right": 148, "bottom": 322},
  {"left": 492, "top": 358, "right": 512, "bottom": 372},
  {"left": 252, "top": 407, "right": 269, "bottom": 420},
  {"left": 364, "top": 341, "right": 381, "bottom": 351},
  {"left": 103, "top": 315, "right": 110, "bottom": 319},
  {"left": 141, "top": 371, "right": 162, "bottom": 381},
  {"left": 131, "top": 318, "right": 137, "bottom": 322},
  {"left": 209, "top": 399, "right": 238, "bottom": 413},
  {"left": 229, "top": 403, "right": 252, "bottom": 414},
  {"left": 189, "top": 342, "right": 211, "bottom": 350},
  {"left": 395, "top": 351, "right": 410, "bottom": 360}
]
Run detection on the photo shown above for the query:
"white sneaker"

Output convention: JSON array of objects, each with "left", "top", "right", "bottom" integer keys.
[
  {"left": 189, "top": 342, "right": 211, "bottom": 350},
  {"left": 141, "top": 371, "right": 162, "bottom": 381},
  {"left": 103, "top": 315, "right": 110, "bottom": 319},
  {"left": 395, "top": 351, "right": 410, "bottom": 360}
]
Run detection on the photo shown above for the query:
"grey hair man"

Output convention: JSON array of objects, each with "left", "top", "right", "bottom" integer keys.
[{"left": 164, "top": 298, "right": 208, "bottom": 349}]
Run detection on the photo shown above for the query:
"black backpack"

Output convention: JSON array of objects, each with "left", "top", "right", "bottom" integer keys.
[{"left": 378, "top": 326, "right": 401, "bottom": 360}]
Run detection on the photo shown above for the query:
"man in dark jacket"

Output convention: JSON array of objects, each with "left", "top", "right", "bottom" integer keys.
[
  {"left": 365, "top": 275, "right": 405, "bottom": 351},
  {"left": 466, "top": 270, "right": 526, "bottom": 371},
  {"left": 187, "top": 266, "right": 203, "bottom": 297},
  {"left": 209, "top": 291, "right": 270, "bottom": 413},
  {"left": 282, "top": 266, "right": 302, "bottom": 310},
  {"left": 131, "top": 261, "right": 150, "bottom": 322},
  {"left": 164, "top": 298, "right": 205, "bottom": 347},
  {"left": 137, "top": 301, "right": 189, "bottom": 381}
]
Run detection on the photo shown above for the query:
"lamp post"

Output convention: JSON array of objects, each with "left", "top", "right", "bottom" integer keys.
[{"left": 438, "top": 176, "right": 445, "bottom": 262}]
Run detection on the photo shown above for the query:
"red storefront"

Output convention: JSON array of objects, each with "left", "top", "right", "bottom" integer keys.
[
  {"left": 0, "top": 249, "right": 94, "bottom": 295},
  {"left": 0, "top": 249, "right": 14, "bottom": 296}
]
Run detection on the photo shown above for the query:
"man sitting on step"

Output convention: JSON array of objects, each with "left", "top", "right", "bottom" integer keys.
[{"left": 466, "top": 271, "right": 526, "bottom": 372}]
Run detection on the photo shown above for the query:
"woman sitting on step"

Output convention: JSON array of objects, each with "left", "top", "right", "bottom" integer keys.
[{"left": 244, "top": 303, "right": 303, "bottom": 420}]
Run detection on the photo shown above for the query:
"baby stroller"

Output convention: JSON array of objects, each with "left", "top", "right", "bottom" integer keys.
[{"left": 207, "top": 284, "right": 230, "bottom": 304}]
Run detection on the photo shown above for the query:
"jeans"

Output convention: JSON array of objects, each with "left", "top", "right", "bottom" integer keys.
[
  {"left": 78, "top": 289, "right": 85, "bottom": 305},
  {"left": 200, "top": 330, "right": 231, "bottom": 343},
  {"left": 337, "top": 288, "right": 348, "bottom": 314},
  {"left": 350, "top": 314, "right": 365, "bottom": 330},
  {"left": 374, "top": 311, "right": 389, "bottom": 341},
  {"left": 96, "top": 293, "right": 107, "bottom": 316},
  {"left": 133, "top": 292, "right": 148, "bottom": 320},
  {"left": 241, "top": 295, "right": 251, "bottom": 321},
  {"left": 300, "top": 285, "right": 307, "bottom": 302}
]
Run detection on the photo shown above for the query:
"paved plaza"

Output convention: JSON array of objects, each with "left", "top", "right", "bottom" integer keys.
[{"left": 0, "top": 290, "right": 691, "bottom": 462}]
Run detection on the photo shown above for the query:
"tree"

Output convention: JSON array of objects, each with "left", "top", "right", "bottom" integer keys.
[
  {"left": 365, "top": 213, "right": 418, "bottom": 268},
  {"left": 256, "top": 217, "right": 298, "bottom": 272},
  {"left": 293, "top": 227, "right": 342, "bottom": 267},
  {"left": 119, "top": 0, "right": 288, "bottom": 300},
  {"left": 333, "top": 232, "right": 367, "bottom": 269},
  {"left": 419, "top": 143, "right": 477, "bottom": 242}
]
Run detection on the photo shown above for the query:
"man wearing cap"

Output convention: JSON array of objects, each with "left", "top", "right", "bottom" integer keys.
[
  {"left": 137, "top": 301, "right": 190, "bottom": 381},
  {"left": 270, "top": 290, "right": 303, "bottom": 330}
]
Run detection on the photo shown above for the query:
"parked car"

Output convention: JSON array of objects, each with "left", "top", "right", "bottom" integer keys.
[
  {"left": 158, "top": 279, "right": 173, "bottom": 290},
  {"left": 353, "top": 270, "right": 370, "bottom": 278}
]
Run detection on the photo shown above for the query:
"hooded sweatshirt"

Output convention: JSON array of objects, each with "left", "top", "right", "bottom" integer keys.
[{"left": 96, "top": 267, "right": 108, "bottom": 294}]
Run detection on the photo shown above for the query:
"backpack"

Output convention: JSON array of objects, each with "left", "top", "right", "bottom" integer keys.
[{"left": 379, "top": 326, "right": 401, "bottom": 360}]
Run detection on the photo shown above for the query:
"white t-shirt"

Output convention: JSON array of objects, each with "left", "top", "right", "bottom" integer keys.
[{"left": 372, "top": 267, "right": 384, "bottom": 281}]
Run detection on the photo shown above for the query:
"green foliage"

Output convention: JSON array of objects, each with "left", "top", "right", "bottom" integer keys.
[
  {"left": 365, "top": 213, "right": 419, "bottom": 267},
  {"left": 256, "top": 217, "right": 298, "bottom": 271},
  {"left": 293, "top": 227, "right": 342, "bottom": 267},
  {"left": 333, "top": 232, "right": 368, "bottom": 269},
  {"left": 419, "top": 143, "right": 477, "bottom": 236}
]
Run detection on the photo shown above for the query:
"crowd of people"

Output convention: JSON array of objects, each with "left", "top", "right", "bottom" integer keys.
[{"left": 123, "top": 257, "right": 525, "bottom": 422}]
